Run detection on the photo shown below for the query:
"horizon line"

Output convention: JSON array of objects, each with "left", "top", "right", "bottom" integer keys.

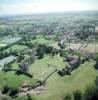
[{"left": 0, "top": 10, "right": 98, "bottom": 17}]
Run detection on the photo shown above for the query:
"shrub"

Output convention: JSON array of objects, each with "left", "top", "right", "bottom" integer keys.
[
  {"left": 83, "top": 85, "right": 96, "bottom": 100},
  {"left": 73, "top": 90, "right": 82, "bottom": 100},
  {"left": 64, "top": 94, "right": 72, "bottom": 100}
]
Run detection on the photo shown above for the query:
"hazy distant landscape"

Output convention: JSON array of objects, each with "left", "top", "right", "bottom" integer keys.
[{"left": 0, "top": 11, "right": 98, "bottom": 100}]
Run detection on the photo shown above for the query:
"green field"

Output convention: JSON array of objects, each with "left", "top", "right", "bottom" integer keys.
[
  {"left": 0, "top": 42, "right": 97, "bottom": 100},
  {"left": 12, "top": 55, "right": 98, "bottom": 100},
  {"left": 31, "top": 35, "right": 55, "bottom": 44},
  {"left": 0, "top": 71, "right": 37, "bottom": 89},
  {"left": 3, "top": 44, "right": 27, "bottom": 53},
  {"left": 30, "top": 55, "right": 65, "bottom": 80},
  {"left": 34, "top": 61, "right": 97, "bottom": 100},
  {"left": 0, "top": 54, "right": 97, "bottom": 100}
]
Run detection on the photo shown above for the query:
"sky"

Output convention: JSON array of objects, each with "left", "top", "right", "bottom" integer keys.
[{"left": 0, "top": 0, "right": 98, "bottom": 15}]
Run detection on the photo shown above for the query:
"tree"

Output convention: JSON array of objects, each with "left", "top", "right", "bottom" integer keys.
[
  {"left": 83, "top": 85, "right": 96, "bottom": 100},
  {"left": 17, "top": 54, "right": 25, "bottom": 62},
  {"left": 73, "top": 90, "right": 82, "bottom": 100},
  {"left": 32, "top": 35, "right": 36, "bottom": 40},
  {"left": 64, "top": 94, "right": 71, "bottom": 100},
  {"left": 2, "top": 85, "right": 10, "bottom": 94},
  {"left": 38, "top": 52, "right": 44, "bottom": 59}
]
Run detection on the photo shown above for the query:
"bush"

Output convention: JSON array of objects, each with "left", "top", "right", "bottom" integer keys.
[
  {"left": 9, "top": 89, "right": 18, "bottom": 97},
  {"left": 2, "top": 85, "right": 11, "bottom": 94},
  {"left": 59, "top": 50, "right": 67, "bottom": 57},
  {"left": 38, "top": 52, "right": 44, "bottom": 59},
  {"left": 83, "top": 85, "right": 96, "bottom": 100},
  {"left": 73, "top": 90, "right": 82, "bottom": 100},
  {"left": 64, "top": 94, "right": 72, "bottom": 100}
]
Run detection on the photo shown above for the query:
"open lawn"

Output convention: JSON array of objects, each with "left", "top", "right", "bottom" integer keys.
[
  {"left": 33, "top": 61, "right": 97, "bottom": 100},
  {"left": 30, "top": 55, "right": 65, "bottom": 80}
]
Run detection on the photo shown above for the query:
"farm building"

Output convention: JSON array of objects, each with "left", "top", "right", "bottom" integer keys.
[{"left": 0, "top": 55, "right": 17, "bottom": 68}]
